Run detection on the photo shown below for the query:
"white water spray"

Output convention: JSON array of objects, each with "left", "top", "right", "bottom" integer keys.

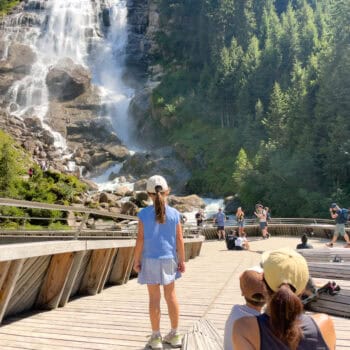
[{"left": 2, "top": 0, "right": 136, "bottom": 153}]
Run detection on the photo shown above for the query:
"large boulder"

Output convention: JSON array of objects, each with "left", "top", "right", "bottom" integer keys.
[
  {"left": 119, "top": 148, "right": 191, "bottom": 194},
  {"left": 46, "top": 58, "right": 91, "bottom": 101},
  {"left": 121, "top": 201, "right": 138, "bottom": 216},
  {"left": 0, "top": 43, "right": 36, "bottom": 95},
  {"left": 0, "top": 43, "right": 36, "bottom": 74},
  {"left": 168, "top": 195, "right": 206, "bottom": 212}
]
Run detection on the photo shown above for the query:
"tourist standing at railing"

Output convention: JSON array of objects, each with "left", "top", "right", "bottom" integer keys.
[
  {"left": 326, "top": 203, "right": 350, "bottom": 248},
  {"left": 214, "top": 208, "right": 226, "bottom": 240},
  {"left": 195, "top": 209, "right": 205, "bottom": 227},
  {"left": 133, "top": 175, "right": 185, "bottom": 349},
  {"left": 254, "top": 204, "right": 269, "bottom": 239},
  {"left": 235, "top": 207, "right": 245, "bottom": 236}
]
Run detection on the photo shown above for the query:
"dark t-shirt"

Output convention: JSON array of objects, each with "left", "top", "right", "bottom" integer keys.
[{"left": 257, "top": 313, "right": 329, "bottom": 350}]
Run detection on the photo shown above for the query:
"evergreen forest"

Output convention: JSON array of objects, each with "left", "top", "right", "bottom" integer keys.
[{"left": 151, "top": 0, "right": 350, "bottom": 217}]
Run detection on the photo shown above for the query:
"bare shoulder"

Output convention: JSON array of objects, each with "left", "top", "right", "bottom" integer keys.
[
  {"left": 233, "top": 316, "right": 259, "bottom": 350},
  {"left": 311, "top": 313, "right": 336, "bottom": 350}
]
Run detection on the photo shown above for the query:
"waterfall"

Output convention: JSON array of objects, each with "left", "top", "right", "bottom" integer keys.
[{"left": 1, "top": 0, "right": 136, "bottom": 151}]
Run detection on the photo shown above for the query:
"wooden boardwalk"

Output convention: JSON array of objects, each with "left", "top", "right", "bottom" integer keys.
[{"left": 0, "top": 237, "right": 349, "bottom": 349}]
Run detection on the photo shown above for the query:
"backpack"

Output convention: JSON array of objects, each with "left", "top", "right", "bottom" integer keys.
[{"left": 339, "top": 208, "right": 349, "bottom": 224}]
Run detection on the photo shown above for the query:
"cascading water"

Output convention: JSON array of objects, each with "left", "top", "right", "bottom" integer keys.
[{"left": 1, "top": 0, "right": 137, "bottom": 153}]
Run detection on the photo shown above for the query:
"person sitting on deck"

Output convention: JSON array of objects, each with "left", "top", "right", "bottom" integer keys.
[
  {"left": 234, "top": 231, "right": 250, "bottom": 250},
  {"left": 224, "top": 267, "right": 266, "bottom": 350},
  {"left": 233, "top": 247, "right": 336, "bottom": 350},
  {"left": 296, "top": 234, "right": 313, "bottom": 249}
]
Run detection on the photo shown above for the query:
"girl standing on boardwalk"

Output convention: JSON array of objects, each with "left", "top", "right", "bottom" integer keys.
[
  {"left": 133, "top": 175, "right": 185, "bottom": 350},
  {"left": 235, "top": 207, "right": 245, "bottom": 236}
]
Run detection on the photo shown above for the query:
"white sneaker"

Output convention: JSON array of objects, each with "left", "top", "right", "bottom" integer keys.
[
  {"left": 147, "top": 335, "right": 163, "bottom": 349},
  {"left": 163, "top": 332, "right": 182, "bottom": 348}
]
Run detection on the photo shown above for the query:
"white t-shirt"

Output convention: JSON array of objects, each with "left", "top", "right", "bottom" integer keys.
[
  {"left": 235, "top": 237, "right": 246, "bottom": 247},
  {"left": 223, "top": 304, "right": 260, "bottom": 350}
]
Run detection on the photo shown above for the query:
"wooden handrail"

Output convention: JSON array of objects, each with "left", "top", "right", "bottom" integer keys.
[{"left": 0, "top": 197, "right": 137, "bottom": 221}]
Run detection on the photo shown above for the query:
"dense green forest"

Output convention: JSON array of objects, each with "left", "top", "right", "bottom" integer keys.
[
  {"left": 151, "top": 0, "right": 350, "bottom": 217},
  {"left": 0, "top": 131, "right": 87, "bottom": 228}
]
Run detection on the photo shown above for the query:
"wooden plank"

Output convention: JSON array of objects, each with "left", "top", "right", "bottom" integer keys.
[
  {"left": 308, "top": 262, "right": 350, "bottom": 280},
  {"left": 6, "top": 256, "right": 51, "bottom": 316},
  {"left": 184, "top": 243, "right": 192, "bottom": 262},
  {"left": 109, "top": 247, "right": 134, "bottom": 285},
  {"left": 79, "top": 249, "right": 111, "bottom": 295},
  {"left": 36, "top": 253, "right": 75, "bottom": 310},
  {"left": 70, "top": 251, "right": 91, "bottom": 298},
  {"left": 0, "top": 241, "right": 86, "bottom": 262},
  {"left": 0, "top": 261, "right": 11, "bottom": 289},
  {"left": 98, "top": 248, "right": 117, "bottom": 293},
  {"left": 0, "top": 259, "right": 24, "bottom": 323},
  {"left": 59, "top": 251, "right": 86, "bottom": 307}
]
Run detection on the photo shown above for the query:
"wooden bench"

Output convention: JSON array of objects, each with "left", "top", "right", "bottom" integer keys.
[
  {"left": 308, "top": 262, "right": 350, "bottom": 280},
  {"left": 182, "top": 318, "right": 223, "bottom": 350},
  {"left": 306, "top": 278, "right": 350, "bottom": 318},
  {"left": 297, "top": 247, "right": 350, "bottom": 263}
]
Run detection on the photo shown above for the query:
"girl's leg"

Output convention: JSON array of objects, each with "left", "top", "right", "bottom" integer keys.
[
  {"left": 147, "top": 284, "right": 161, "bottom": 331},
  {"left": 163, "top": 282, "right": 179, "bottom": 329}
]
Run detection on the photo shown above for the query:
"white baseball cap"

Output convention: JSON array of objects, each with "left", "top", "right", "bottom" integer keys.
[{"left": 146, "top": 175, "right": 169, "bottom": 194}]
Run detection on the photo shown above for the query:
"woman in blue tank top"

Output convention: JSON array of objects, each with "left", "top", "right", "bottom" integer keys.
[
  {"left": 233, "top": 248, "right": 336, "bottom": 350},
  {"left": 133, "top": 175, "right": 185, "bottom": 350}
]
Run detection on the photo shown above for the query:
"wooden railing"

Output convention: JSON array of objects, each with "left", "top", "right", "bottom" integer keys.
[{"left": 0, "top": 197, "right": 204, "bottom": 324}]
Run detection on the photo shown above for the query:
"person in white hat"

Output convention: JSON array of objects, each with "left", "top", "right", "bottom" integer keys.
[
  {"left": 133, "top": 175, "right": 185, "bottom": 349},
  {"left": 233, "top": 248, "right": 336, "bottom": 350}
]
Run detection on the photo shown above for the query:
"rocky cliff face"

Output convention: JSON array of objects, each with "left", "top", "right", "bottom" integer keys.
[
  {"left": 126, "top": 0, "right": 160, "bottom": 72},
  {"left": 0, "top": 0, "right": 190, "bottom": 193}
]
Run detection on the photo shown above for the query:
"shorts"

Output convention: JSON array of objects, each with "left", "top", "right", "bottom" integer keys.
[
  {"left": 237, "top": 221, "right": 244, "bottom": 228},
  {"left": 137, "top": 257, "right": 181, "bottom": 285},
  {"left": 334, "top": 224, "right": 346, "bottom": 236},
  {"left": 259, "top": 222, "right": 267, "bottom": 230},
  {"left": 217, "top": 226, "right": 225, "bottom": 231}
]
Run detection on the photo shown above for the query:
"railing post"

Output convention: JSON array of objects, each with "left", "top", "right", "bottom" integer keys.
[{"left": 75, "top": 213, "right": 90, "bottom": 240}]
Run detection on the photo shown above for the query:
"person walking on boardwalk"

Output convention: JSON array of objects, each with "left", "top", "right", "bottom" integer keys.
[
  {"left": 214, "top": 207, "right": 226, "bottom": 240},
  {"left": 326, "top": 203, "right": 350, "bottom": 248},
  {"left": 133, "top": 175, "right": 185, "bottom": 349},
  {"left": 224, "top": 267, "right": 266, "bottom": 350},
  {"left": 235, "top": 207, "right": 245, "bottom": 236},
  {"left": 233, "top": 247, "right": 336, "bottom": 350}
]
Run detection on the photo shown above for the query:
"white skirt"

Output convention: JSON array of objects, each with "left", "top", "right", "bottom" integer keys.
[{"left": 137, "top": 257, "right": 181, "bottom": 285}]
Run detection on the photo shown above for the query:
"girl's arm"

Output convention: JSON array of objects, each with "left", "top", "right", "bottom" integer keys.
[
  {"left": 133, "top": 220, "right": 144, "bottom": 272},
  {"left": 176, "top": 222, "right": 186, "bottom": 273}
]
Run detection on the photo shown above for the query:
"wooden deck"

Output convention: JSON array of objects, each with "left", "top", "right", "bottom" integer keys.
[{"left": 0, "top": 237, "right": 349, "bottom": 349}]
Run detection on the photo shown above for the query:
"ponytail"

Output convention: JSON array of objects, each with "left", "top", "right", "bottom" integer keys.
[
  {"left": 154, "top": 185, "right": 166, "bottom": 224},
  {"left": 269, "top": 284, "right": 303, "bottom": 350}
]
